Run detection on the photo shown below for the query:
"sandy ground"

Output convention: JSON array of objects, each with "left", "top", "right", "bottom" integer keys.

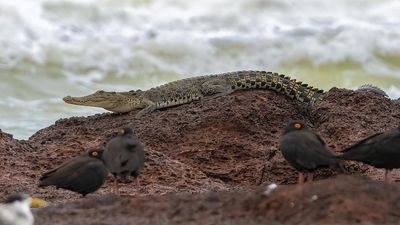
[{"left": 1, "top": 87, "right": 400, "bottom": 224}]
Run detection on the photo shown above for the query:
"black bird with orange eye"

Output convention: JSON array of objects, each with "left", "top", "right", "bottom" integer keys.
[
  {"left": 338, "top": 127, "right": 400, "bottom": 182},
  {"left": 39, "top": 147, "right": 109, "bottom": 197},
  {"left": 279, "top": 120, "right": 342, "bottom": 184},
  {"left": 103, "top": 127, "right": 145, "bottom": 189}
]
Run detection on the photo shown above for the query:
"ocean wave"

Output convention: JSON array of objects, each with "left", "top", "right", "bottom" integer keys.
[
  {"left": 1, "top": 0, "right": 400, "bottom": 76},
  {"left": 0, "top": 0, "right": 399, "bottom": 138}
]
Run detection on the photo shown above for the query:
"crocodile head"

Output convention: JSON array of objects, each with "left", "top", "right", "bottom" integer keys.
[{"left": 63, "top": 90, "right": 147, "bottom": 113}]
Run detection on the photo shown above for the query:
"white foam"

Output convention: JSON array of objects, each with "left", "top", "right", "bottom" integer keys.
[
  {"left": 64, "top": 71, "right": 105, "bottom": 87},
  {"left": 0, "top": 0, "right": 399, "bottom": 76},
  {"left": 0, "top": 0, "right": 400, "bottom": 138},
  {"left": 387, "top": 86, "right": 400, "bottom": 99}
]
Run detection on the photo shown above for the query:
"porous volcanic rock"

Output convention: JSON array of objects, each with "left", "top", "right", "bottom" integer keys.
[
  {"left": 33, "top": 176, "right": 400, "bottom": 225},
  {"left": 0, "top": 88, "right": 399, "bottom": 224}
]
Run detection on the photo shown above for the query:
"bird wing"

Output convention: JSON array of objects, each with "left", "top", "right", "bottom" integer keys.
[
  {"left": 125, "top": 149, "right": 145, "bottom": 177},
  {"left": 39, "top": 156, "right": 85, "bottom": 182},
  {"left": 104, "top": 139, "right": 124, "bottom": 173},
  {"left": 340, "top": 128, "right": 400, "bottom": 162},
  {"left": 283, "top": 131, "right": 338, "bottom": 170},
  {"left": 342, "top": 131, "right": 385, "bottom": 152},
  {"left": 314, "top": 132, "right": 327, "bottom": 146},
  {"left": 40, "top": 157, "right": 101, "bottom": 185},
  {"left": 61, "top": 160, "right": 108, "bottom": 194},
  {"left": 300, "top": 139, "right": 337, "bottom": 168}
]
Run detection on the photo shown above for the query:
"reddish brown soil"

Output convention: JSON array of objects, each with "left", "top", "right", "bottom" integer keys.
[
  {"left": 33, "top": 176, "right": 400, "bottom": 225},
  {"left": 1, "top": 88, "right": 400, "bottom": 224}
]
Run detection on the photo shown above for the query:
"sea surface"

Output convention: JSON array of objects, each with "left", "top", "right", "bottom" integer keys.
[{"left": 0, "top": 0, "right": 399, "bottom": 139}]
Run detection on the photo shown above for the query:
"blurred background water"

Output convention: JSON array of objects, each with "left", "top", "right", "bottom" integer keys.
[{"left": 0, "top": 0, "right": 399, "bottom": 139}]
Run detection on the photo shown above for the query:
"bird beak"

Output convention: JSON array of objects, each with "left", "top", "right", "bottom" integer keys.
[{"left": 30, "top": 197, "right": 48, "bottom": 208}]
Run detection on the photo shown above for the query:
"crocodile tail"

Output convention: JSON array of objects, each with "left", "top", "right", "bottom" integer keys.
[
  {"left": 286, "top": 80, "right": 325, "bottom": 105},
  {"left": 231, "top": 71, "right": 325, "bottom": 105}
]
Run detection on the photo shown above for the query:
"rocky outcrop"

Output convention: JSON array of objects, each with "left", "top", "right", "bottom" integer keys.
[{"left": 0, "top": 87, "right": 399, "bottom": 224}]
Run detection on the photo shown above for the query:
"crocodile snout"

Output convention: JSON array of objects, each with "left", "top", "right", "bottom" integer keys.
[{"left": 63, "top": 96, "right": 73, "bottom": 102}]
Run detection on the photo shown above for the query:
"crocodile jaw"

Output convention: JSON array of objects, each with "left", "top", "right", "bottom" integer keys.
[{"left": 63, "top": 90, "right": 143, "bottom": 113}]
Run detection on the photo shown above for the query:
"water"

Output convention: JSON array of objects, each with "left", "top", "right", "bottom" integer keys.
[{"left": 0, "top": 0, "right": 399, "bottom": 139}]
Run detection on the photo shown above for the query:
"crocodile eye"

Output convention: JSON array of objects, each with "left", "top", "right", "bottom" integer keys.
[
  {"left": 96, "top": 90, "right": 105, "bottom": 94},
  {"left": 91, "top": 151, "right": 98, "bottom": 157}
]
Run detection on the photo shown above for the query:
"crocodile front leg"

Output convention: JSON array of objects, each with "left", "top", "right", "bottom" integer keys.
[{"left": 135, "top": 99, "right": 157, "bottom": 118}]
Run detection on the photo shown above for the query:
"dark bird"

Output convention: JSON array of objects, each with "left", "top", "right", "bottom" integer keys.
[
  {"left": 103, "top": 127, "right": 145, "bottom": 188},
  {"left": 0, "top": 193, "right": 33, "bottom": 225},
  {"left": 338, "top": 127, "right": 400, "bottom": 182},
  {"left": 279, "top": 120, "right": 342, "bottom": 184},
  {"left": 39, "top": 147, "right": 109, "bottom": 197}
]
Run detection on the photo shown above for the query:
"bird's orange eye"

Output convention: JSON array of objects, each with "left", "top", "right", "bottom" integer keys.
[
  {"left": 91, "top": 151, "right": 98, "bottom": 157},
  {"left": 294, "top": 122, "right": 302, "bottom": 129}
]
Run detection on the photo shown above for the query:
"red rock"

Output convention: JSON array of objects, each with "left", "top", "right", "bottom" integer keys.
[{"left": 0, "top": 88, "right": 399, "bottom": 224}]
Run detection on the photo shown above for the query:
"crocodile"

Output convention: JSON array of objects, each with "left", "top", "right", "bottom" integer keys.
[{"left": 63, "top": 71, "right": 325, "bottom": 116}]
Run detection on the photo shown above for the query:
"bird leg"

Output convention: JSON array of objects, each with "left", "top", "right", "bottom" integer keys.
[
  {"left": 384, "top": 169, "right": 393, "bottom": 183},
  {"left": 307, "top": 172, "right": 313, "bottom": 183},
  {"left": 135, "top": 177, "right": 141, "bottom": 190},
  {"left": 298, "top": 172, "right": 305, "bottom": 185},
  {"left": 112, "top": 176, "right": 119, "bottom": 193}
]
